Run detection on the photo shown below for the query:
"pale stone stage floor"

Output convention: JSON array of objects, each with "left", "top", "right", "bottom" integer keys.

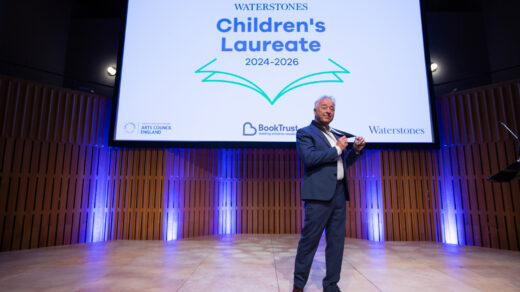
[{"left": 0, "top": 235, "right": 519, "bottom": 291}]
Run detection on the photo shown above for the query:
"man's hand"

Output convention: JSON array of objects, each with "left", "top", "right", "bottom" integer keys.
[
  {"left": 336, "top": 136, "right": 348, "bottom": 151},
  {"left": 353, "top": 136, "right": 366, "bottom": 152}
]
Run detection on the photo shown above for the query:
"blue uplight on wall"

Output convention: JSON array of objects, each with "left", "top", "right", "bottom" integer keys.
[
  {"left": 440, "top": 183, "right": 458, "bottom": 244},
  {"left": 436, "top": 107, "right": 460, "bottom": 245},
  {"left": 90, "top": 149, "right": 109, "bottom": 243},
  {"left": 163, "top": 149, "right": 182, "bottom": 241},
  {"left": 438, "top": 139, "right": 459, "bottom": 245},
  {"left": 217, "top": 149, "right": 237, "bottom": 235},
  {"left": 364, "top": 151, "right": 384, "bottom": 242},
  {"left": 166, "top": 211, "right": 179, "bottom": 241},
  {"left": 367, "top": 212, "right": 383, "bottom": 242}
]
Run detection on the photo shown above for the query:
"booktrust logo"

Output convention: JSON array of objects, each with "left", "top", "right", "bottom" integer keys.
[
  {"left": 243, "top": 122, "right": 257, "bottom": 136},
  {"left": 243, "top": 122, "right": 298, "bottom": 136}
]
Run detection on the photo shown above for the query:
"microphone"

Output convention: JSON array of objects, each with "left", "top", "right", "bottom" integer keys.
[
  {"left": 500, "top": 121, "right": 519, "bottom": 141},
  {"left": 500, "top": 122, "right": 519, "bottom": 162},
  {"left": 488, "top": 122, "right": 520, "bottom": 181}
]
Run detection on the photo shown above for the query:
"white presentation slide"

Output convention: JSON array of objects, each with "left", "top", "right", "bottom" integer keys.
[{"left": 113, "top": 0, "right": 434, "bottom": 144}]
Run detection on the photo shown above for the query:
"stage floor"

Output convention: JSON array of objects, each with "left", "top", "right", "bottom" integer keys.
[{"left": 0, "top": 235, "right": 519, "bottom": 291}]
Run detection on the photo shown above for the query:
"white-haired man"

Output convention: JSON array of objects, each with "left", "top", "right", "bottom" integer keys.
[{"left": 293, "top": 96, "right": 366, "bottom": 292}]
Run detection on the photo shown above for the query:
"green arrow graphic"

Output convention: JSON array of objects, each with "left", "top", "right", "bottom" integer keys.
[{"left": 195, "top": 58, "right": 350, "bottom": 105}]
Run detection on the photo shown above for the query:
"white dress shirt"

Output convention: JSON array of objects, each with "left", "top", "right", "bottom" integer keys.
[{"left": 321, "top": 129, "right": 344, "bottom": 180}]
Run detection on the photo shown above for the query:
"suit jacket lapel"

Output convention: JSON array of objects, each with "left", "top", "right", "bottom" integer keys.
[{"left": 309, "top": 121, "right": 332, "bottom": 147}]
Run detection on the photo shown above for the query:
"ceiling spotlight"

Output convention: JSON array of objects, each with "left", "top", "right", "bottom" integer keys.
[
  {"left": 430, "top": 62, "right": 438, "bottom": 73},
  {"left": 107, "top": 66, "right": 117, "bottom": 76}
]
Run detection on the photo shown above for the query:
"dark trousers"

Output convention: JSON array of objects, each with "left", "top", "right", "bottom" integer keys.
[{"left": 294, "top": 181, "right": 346, "bottom": 291}]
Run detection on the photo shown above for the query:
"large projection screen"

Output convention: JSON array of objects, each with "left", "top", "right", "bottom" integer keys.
[{"left": 111, "top": 0, "right": 437, "bottom": 147}]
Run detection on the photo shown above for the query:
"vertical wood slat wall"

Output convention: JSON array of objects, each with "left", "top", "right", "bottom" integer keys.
[
  {"left": 381, "top": 149, "right": 441, "bottom": 243},
  {"left": 436, "top": 81, "right": 520, "bottom": 249},
  {"left": 1, "top": 75, "right": 519, "bottom": 251},
  {"left": 106, "top": 148, "right": 165, "bottom": 241},
  {"left": 347, "top": 150, "right": 384, "bottom": 242},
  {"left": 162, "top": 148, "right": 305, "bottom": 240},
  {"left": 0, "top": 77, "right": 111, "bottom": 250}
]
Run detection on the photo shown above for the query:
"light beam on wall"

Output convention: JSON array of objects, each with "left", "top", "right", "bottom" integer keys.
[
  {"left": 364, "top": 151, "right": 384, "bottom": 242},
  {"left": 90, "top": 148, "right": 109, "bottom": 242},
  {"left": 166, "top": 211, "right": 179, "bottom": 241},
  {"left": 368, "top": 212, "right": 383, "bottom": 242},
  {"left": 218, "top": 149, "right": 236, "bottom": 235},
  {"left": 163, "top": 149, "right": 182, "bottom": 241},
  {"left": 440, "top": 183, "right": 458, "bottom": 244},
  {"left": 219, "top": 181, "right": 234, "bottom": 234},
  {"left": 437, "top": 113, "right": 460, "bottom": 245}
]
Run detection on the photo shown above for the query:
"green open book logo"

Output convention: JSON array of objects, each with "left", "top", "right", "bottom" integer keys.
[{"left": 195, "top": 59, "right": 350, "bottom": 105}]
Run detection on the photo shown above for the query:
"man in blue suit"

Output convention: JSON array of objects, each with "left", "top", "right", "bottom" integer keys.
[{"left": 293, "top": 96, "right": 366, "bottom": 292}]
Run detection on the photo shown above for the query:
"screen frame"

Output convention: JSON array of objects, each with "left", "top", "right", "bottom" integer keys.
[{"left": 108, "top": 0, "right": 440, "bottom": 150}]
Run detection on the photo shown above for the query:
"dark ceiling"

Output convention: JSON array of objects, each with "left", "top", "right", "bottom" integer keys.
[{"left": 0, "top": 0, "right": 518, "bottom": 98}]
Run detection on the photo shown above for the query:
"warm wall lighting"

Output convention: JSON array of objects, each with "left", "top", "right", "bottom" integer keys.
[
  {"left": 107, "top": 66, "right": 117, "bottom": 76},
  {"left": 431, "top": 62, "right": 439, "bottom": 72}
]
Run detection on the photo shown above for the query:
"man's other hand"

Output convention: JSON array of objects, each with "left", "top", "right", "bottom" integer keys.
[{"left": 336, "top": 136, "right": 348, "bottom": 150}]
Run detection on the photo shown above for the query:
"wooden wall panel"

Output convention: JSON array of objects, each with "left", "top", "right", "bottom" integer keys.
[
  {"left": 346, "top": 150, "right": 384, "bottom": 241},
  {"left": 162, "top": 148, "right": 305, "bottom": 240},
  {"left": 1, "top": 75, "right": 519, "bottom": 251},
  {"left": 0, "top": 77, "right": 114, "bottom": 251},
  {"left": 381, "top": 149, "right": 441, "bottom": 242},
  {"left": 377, "top": 80, "right": 519, "bottom": 249},
  {"left": 105, "top": 148, "right": 165, "bottom": 241},
  {"left": 437, "top": 80, "right": 520, "bottom": 249}
]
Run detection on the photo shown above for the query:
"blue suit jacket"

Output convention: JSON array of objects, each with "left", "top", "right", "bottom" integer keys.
[{"left": 296, "top": 121, "right": 362, "bottom": 201}]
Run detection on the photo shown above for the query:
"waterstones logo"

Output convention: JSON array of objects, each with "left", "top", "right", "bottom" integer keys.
[
  {"left": 234, "top": 3, "right": 308, "bottom": 11},
  {"left": 369, "top": 126, "right": 425, "bottom": 135}
]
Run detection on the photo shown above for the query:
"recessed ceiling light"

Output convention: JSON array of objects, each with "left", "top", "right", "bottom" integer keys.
[
  {"left": 107, "top": 66, "right": 117, "bottom": 76},
  {"left": 431, "top": 62, "right": 438, "bottom": 73}
]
